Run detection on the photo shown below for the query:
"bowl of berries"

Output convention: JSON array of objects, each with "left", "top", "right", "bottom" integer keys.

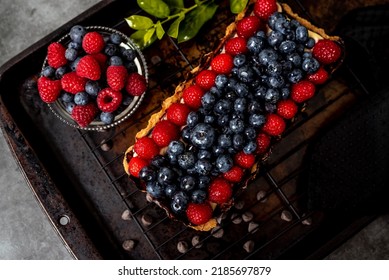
[{"left": 37, "top": 25, "right": 148, "bottom": 130}]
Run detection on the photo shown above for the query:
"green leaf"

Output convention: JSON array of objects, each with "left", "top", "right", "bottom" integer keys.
[
  {"left": 137, "top": 0, "right": 170, "bottom": 19},
  {"left": 125, "top": 15, "right": 154, "bottom": 30},
  {"left": 130, "top": 29, "right": 157, "bottom": 49},
  {"left": 229, "top": 0, "right": 248, "bottom": 14},
  {"left": 167, "top": 13, "right": 185, "bottom": 38},
  {"left": 177, "top": 2, "right": 218, "bottom": 43},
  {"left": 164, "top": 0, "right": 184, "bottom": 14},
  {"left": 155, "top": 21, "right": 165, "bottom": 40}
]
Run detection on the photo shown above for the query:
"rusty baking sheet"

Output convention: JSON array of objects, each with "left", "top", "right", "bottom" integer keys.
[{"left": 0, "top": 0, "right": 375, "bottom": 259}]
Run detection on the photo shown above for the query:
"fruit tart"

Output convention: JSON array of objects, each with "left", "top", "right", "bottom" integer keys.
[{"left": 123, "top": 0, "right": 344, "bottom": 231}]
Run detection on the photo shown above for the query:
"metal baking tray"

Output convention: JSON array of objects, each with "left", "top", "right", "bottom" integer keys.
[{"left": 0, "top": 0, "right": 375, "bottom": 259}]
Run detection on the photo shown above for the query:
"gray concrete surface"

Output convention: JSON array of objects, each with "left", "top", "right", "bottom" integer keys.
[{"left": 0, "top": 0, "right": 389, "bottom": 260}]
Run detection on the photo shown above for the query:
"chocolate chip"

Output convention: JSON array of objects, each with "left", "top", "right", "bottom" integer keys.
[
  {"left": 177, "top": 241, "right": 188, "bottom": 254},
  {"left": 243, "top": 240, "right": 255, "bottom": 253},
  {"left": 122, "top": 239, "right": 135, "bottom": 251}
]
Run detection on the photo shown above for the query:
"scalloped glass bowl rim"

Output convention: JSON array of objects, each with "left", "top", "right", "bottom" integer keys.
[{"left": 43, "top": 26, "right": 148, "bottom": 131}]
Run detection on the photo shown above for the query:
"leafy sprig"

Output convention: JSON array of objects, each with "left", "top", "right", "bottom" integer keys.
[{"left": 125, "top": 0, "right": 249, "bottom": 49}]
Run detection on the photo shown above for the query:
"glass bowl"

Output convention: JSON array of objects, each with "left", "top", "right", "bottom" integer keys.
[{"left": 42, "top": 26, "right": 148, "bottom": 131}]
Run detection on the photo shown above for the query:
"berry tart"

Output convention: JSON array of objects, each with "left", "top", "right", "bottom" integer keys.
[
  {"left": 123, "top": 0, "right": 344, "bottom": 230},
  {"left": 38, "top": 25, "right": 148, "bottom": 130}
]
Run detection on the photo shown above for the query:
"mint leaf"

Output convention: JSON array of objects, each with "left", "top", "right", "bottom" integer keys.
[
  {"left": 130, "top": 29, "right": 157, "bottom": 49},
  {"left": 177, "top": 2, "right": 218, "bottom": 43},
  {"left": 167, "top": 13, "right": 185, "bottom": 38},
  {"left": 137, "top": 0, "right": 170, "bottom": 19},
  {"left": 155, "top": 21, "right": 165, "bottom": 40},
  {"left": 164, "top": 0, "right": 184, "bottom": 14},
  {"left": 229, "top": 0, "right": 248, "bottom": 14},
  {"left": 125, "top": 15, "right": 154, "bottom": 30}
]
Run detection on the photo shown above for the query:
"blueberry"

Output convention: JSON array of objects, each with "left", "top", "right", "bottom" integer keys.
[
  {"left": 229, "top": 118, "right": 245, "bottom": 133},
  {"left": 198, "top": 176, "right": 211, "bottom": 190},
  {"left": 69, "top": 25, "right": 86, "bottom": 43},
  {"left": 110, "top": 33, "right": 122, "bottom": 45},
  {"left": 190, "top": 123, "right": 216, "bottom": 149},
  {"left": 247, "top": 36, "right": 265, "bottom": 54},
  {"left": 234, "top": 97, "right": 247, "bottom": 113},
  {"left": 74, "top": 91, "right": 89, "bottom": 105},
  {"left": 287, "top": 53, "right": 302, "bottom": 67},
  {"left": 215, "top": 74, "right": 228, "bottom": 89},
  {"left": 265, "top": 102, "right": 277, "bottom": 113},
  {"left": 285, "top": 30, "right": 296, "bottom": 41},
  {"left": 244, "top": 127, "right": 257, "bottom": 140},
  {"left": 197, "top": 149, "right": 212, "bottom": 160},
  {"left": 125, "top": 61, "right": 138, "bottom": 73},
  {"left": 85, "top": 80, "right": 100, "bottom": 97},
  {"left": 279, "top": 40, "right": 296, "bottom": 54},
  {"left": 233, "top": 83, "right": 249, "bottom": 97},
  {"left": 67, "top": 41, "right": 81, "bottom": 50},
  {"left": 267, "top": 30, "right": 284, "bottom": 47},
  {"left": 265, "top": 88, "right": 280, "bottom": 104},
  {"left": 256, "top": 30, "right": 266, "bottom": 39},
  {"left": 181, "top": 126, "right": 192, "bottom": 144},
  {"left": 167, "top": 140, "right": 185, "bottom": 156},
  {"left": 65, "top": 48, "right": 78, "bottom": 61},
  {"left": 249, "top": 114, "right": 266, "bottom": 128},
  {"left": 282, "top": 61, "right": 293, "bottom": 74},
  {"left": 121, "top": 48, "right": 136, "bottom": 61},
  {"left": 191, "top": 189, "right": 207, "bottom": 204},
  {"left": 55, "top": 66, "right": 68, "bottom": 79},
  {"left": 305, "top": 37, "right": 315, "bottom": 49},
  {"left": 281, "top": 87, "right": 290, "bottom": 99},
  {"left": 165, "top": 184, "right": 178, "bottom": 198},
  {"left": 238, "top": 66, "right": 255, "bottom": 83},
  {"left": 195, "top": 159, "right": 213, "bottom": 175},
  {"left": 233, "top": 54, "right": 247, "bottom": 67},
  {"left": 218, "top": 134, "right": 232, "bottom": 148},
  {"left": 104, "top": 43, "right": 118, "bottom": 56},
  {"left": 177, "top": 151, "right": 196, "bottom": 169},
  {"left": 274, "top": 17, "right": 291, "bottom": 35},
  {"left": 258, "top": 49, "right": 278, "bottom": 66},
  {"left": 150, "top": 155, "right": 168, "bottom": 168},
  {"left": 204, "top": 114, "right": 215, "bottom": 124},
  {"left": 233, "top": 133, "right": 245, "bottom": 150},
  {"left": 122, "top": 95, "right": 134, "bottom": 106},
  {"left": 302, "top": 57, "right": 320, "bottom": 74},
  {"left": 254, "top": 85, "right": 267, "bottom": 100},
  {"left": 268, "top": 75, "right": 285, "bottom": 89},
  {"left": 158, "top": 167, "right": 176, "bottom": 185},
  {"left": 139, "top": 166, "right": 156, "bottom": 182},
  {"left": 266, "top": 61, "right": 283, "bottom": 77},
  {"left": 109, "top": 56, "right": 123, "bottom": 66},
  {"left": 212, "top": 146, "right": 225, "bottom": 157},
  {"left": 214, "top": 99, "right": 232, "bottom": 114},
  {"left": 248, "top": 100, "right": 262, "bottom": 114},
  {"left": 65, "top": 102, "right": 76, "bottom": 114},
  {"left": 268, "top": 12, "right": 284, "bottom": 30},
  {"left": 70, "top": 57, "right": 81, "bottom": 71},
  {"left": 201, "top": 91, "right": 216, "bottom": 110},
  {"left": 60, "top": 92, "right": 74, "bottom": 103},
  {"left": 217, "top": 114, "right": 230, "bottom": 127},
  {"left": 167, "top": 152, "right": 178, "bottom": 165},
  {"left": 41, "top": 66, "right": 55, "bottom": 78},
  {"left": 186, "top": 111, "right": 200, "bottom": 127},
  {"left": 146, "top": 181, "right": 165, "bottom": 198},
  {"left": 216, "top": 154, "right": 233, "bottom": 173},
  {"left": 180, "top": 175, "right": 197, "bottom": 192},
  {"left": 287, "top": 68, "right": 303, "bottom": 84},
  {"left": 243, "top": 141, "right": 257, "bottom": 154},
  {"left": 296, "top": 26, "right": 308, "bottom": 43},
  {"left": 171, "top": 191, "right": 189, "bottom": 214}
]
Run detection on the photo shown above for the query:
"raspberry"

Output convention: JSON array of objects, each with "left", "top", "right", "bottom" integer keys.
[
  {"left": 290, "top": 80, "right": 316, "bottom": 103},
  {"left": 262, "top": 114, "right": 286, "bottom": 136},
  {"left": 223, "top": 166, "right": 244, "bottom": 183},
  {"left": 128, "top": 156, "right": 149, "bottom": 178},
  {"left": 126, "top": 72, "right": 147, "bottom": 96},
  {"left": 133, "top": 137, "right": 160, "bottom": 160},
  {"left": 277, "top": 99, "right": 298, "bottom": 119},
  {"left": 208, "top": 178, "right": 232, "bottom": 205},
  {"left": 37, "top": 76, "right": 62, "bottom": 103},
  {"left": 91, "top": 53, "right": 108, "bottom": 69},
  {"left": 186, "top": 202, "right": 213, "bottom": 225},
  {"left": 195, "top": 70, "right": 217, "bottom": 91},
  {"left": 61, "top": 72, "right": 87, "bottom": 94},
  {"left": 166, "top": 103, "right": 191, "bottom": 126},
  {"left": 97, "top": 88, "right": 122, "bottom": 113},
  {"left": 312, "top": 39, "right": 342, "bottom": 65},
  {"left": 236, "top": 16, "right": 261, "bottom": 39},
  {"left": 76, "top": 55, "right": 101, "bottom": 81},
  {"left": 306, "top": 67, "right": 329, "bottom": 85},
  {"left": 82, "top": 31, "right": 105, "bottom": 54},
  {"left": 182, "top": 84, "right": 205, "bottom": 109},
  {"left": 254, "top": 0, "right": 278, "bottom": 21},
  {"left": 234, "top": 151, "right": 256, "bottom": 169},
  {"left": 255, "top": 133, "right": 271, "bottom": 155},
  {"left": 47, "top": 42, "right": 67, "bottom": 68},
  {"left": 211, "top": 53, "right": 234, "bottom": 74},
  {"left": 151, "top": 120, "right": 180, "bottom": 147},
  {"left": 71, "top": 103, "right": 98, "bottom": 127},
  {"left": 225, "top": 37, "right": 248, "bottom": 56},
  {"left": 106, "top": 65, "right": 128, "bottom": 91}
]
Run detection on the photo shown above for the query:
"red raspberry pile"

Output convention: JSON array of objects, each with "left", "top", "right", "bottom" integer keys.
[
  {"left": 37, "top": 25, "right": 147, "bottom": 128},
  {"left": 127, "top": 0, "right": 342, "bottom": 227}
]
